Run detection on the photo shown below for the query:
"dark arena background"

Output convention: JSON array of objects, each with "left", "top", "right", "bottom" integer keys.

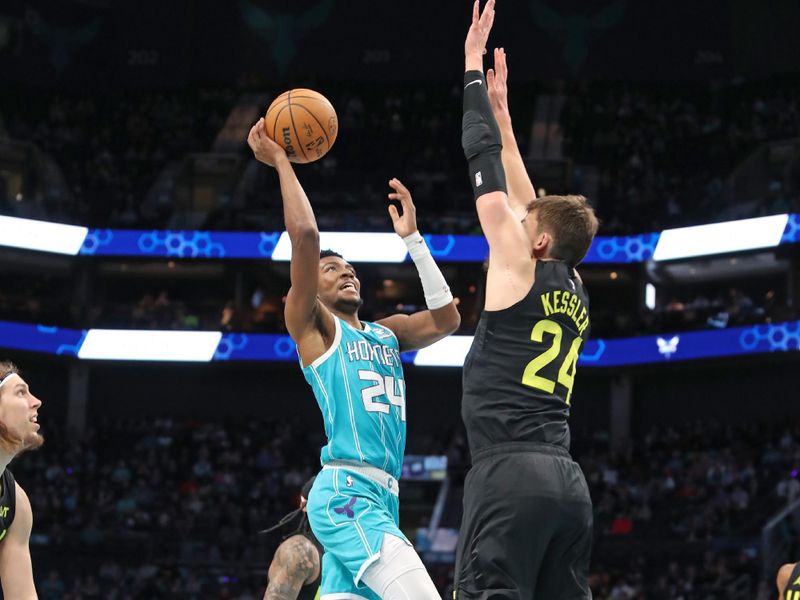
[{"left": 2, "top": 0, "right": 800, "bottom": 598}]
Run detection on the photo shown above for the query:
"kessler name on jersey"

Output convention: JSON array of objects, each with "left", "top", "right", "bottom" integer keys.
[{"left": 540, "top": 290, "right": 589, "bottom": 336}]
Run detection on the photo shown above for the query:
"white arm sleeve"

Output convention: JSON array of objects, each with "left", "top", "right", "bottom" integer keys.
[{"left": 403, "top": 231, "right": 454, "bottom": 310}]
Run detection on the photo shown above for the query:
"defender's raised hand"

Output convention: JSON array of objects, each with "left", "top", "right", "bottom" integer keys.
[
  {"left": 387, "top": 178, "right": 418, "bottom": 238},
  {"left": 487, "top": 47, "right": 510, "bottom": 122},
  {"left": 247, "top": 118, "right": 289, "bottom": 167},
  {"left": 465, "top": 0, "right": 496, "bottom": 69}
]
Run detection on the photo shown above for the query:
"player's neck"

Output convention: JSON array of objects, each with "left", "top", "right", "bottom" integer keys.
[
  {"left": 0, "top": 452, "right": 12, "bottom": 477},
  {"left": 333, "top": 310, "right": 362, "bottom": 330}
]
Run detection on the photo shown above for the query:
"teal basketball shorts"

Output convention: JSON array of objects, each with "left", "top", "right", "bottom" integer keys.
[{"left": 306, "top": 461, "right": 409, "bottom": 599}]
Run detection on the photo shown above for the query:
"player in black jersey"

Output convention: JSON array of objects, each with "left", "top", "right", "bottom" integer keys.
[
  {"left": 778, "top": 562, "right": 800, "bottom": 599},
  {"left": 456, "top": 2, "right": 600, "bottom": 598},
  {"left": 0, "top": 360, "right": 44, "bottom": 598},
  {"left": 263, "top": 477, "right": 323, "bottom": 600}
]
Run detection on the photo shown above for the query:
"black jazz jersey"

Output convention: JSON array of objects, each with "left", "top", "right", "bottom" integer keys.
[
  {"left": 462, "top": 260, "right": 590, "bottom": 455},
  {"left": 0, "top": 469, "right": 17, "bottom": 542},
  {"left": 785, "top": 562, "right": 800, "bottom": 600}
]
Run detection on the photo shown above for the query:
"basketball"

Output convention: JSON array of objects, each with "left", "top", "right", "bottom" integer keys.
[{"left": 264, "top": 89, "right": 338, "bottom": 164}]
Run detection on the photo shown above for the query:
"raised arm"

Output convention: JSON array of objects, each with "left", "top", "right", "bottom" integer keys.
[
  {"left": 462, "top": 0, "right": 533, "bottom": 305},
  {"left": 247, "top": 119, "right": 334, "bottom": 357},
  {"left": 263, "top": 535, "right": 320, "bottom": 600},
  {"left": 377, "top": 179, "right": 460, "bottom": 352},
  {"left": 487, "top": 47, "right": 536, "bottom": 219},
  {"left": 0, "top": 485, "right": 38, "bottom": 600}
]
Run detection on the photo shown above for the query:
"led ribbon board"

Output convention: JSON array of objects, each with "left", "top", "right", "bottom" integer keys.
[
  {"left": 1, "top": 320, "right": 798, "bottom": 367},
  {"left": 0, "top": 214, "right": 797, "bottom": 263}
]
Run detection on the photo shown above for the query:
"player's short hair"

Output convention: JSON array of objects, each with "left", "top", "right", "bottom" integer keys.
[
  {"left": 0, "top": 360, "right": 23, "bottom": 452},
  {"left": 526, "top": 195, "right": 599, "bottom": 267},
  {"left": 320, "top": 249, "right": 343, "bottom": 260}
]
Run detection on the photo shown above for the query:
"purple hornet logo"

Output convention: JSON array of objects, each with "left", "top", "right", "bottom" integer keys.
[{"left": 334, "top": 497, "right": 357, "bottom": 519}]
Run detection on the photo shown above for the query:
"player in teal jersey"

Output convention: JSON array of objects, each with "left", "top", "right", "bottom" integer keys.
[{"left": 248, "top": 120, "right": 460, "bottom": 600}]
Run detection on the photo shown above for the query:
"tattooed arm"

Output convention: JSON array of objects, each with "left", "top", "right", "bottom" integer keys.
[{"left": 263, "top": 535, "right": 321, "bottom": 600}]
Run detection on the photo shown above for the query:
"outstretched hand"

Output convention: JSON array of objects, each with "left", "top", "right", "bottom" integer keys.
[
  {"left": 487, "top": 47, "right": 510, "bottom": 121},
  {"left": 387, "top": 178, "right": 418, "bottom": 238},
  {"left": 465, "top": 0, "right": 496, "bottom": 68},
  {"left": 247, "top": 118, "right": 289, "bottom": 167}
]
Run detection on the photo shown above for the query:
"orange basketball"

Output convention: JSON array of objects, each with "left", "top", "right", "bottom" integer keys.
[{"left": 264, "top": 88, "right": 338, "bottom": 164}]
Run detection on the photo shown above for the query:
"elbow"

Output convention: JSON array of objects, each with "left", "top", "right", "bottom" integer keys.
[
  {"left": 289, "top": 226, "right": 319, "bottom": 247},
  {"left": 444, "top": 304, "right": 461, "bottom": 334}
]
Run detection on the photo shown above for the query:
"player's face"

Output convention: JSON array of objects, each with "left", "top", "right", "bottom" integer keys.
[
  {"left": 0, "top": 376, "right": 44, "bottom": 453},
  {"left": 318, "top": 257, "right": 363, "bottom": 314}
]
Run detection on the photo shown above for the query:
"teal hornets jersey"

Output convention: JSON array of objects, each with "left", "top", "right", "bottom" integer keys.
[{"left": 302, "top": 316, "right": 407, "bottom": 480}]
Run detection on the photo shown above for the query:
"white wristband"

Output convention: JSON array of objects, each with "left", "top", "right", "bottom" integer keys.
[{"left": 403, "top": 231, "right": 454, "bottom": 310}]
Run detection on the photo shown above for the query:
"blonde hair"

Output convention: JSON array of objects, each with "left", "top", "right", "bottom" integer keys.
[
  {"left": 526, "top": 195, "right": 599, "bottom": 267},
  {"left": 0, "top": 361, "right": 23, "bottom": 452}
]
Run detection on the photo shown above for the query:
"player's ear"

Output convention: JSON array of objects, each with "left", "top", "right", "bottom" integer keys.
[{"left": 533, "top": 230, "right": 550, "bottom": 253}]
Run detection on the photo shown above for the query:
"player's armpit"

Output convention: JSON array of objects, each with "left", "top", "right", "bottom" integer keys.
[
  {"left": 264, "top": 535, "right": 320, "bottom": 600},
  {"left": 378, "top": 304, "right": 460, "bottom": 353},
  {"left": 476, "top": 192, "right": 531, "bottom": 263},
  {"left": 0, "top": 486, "right": 37, "bottom": 600},
  {"left": 286, "top": 297, "right": 336, "bottom": 368}
]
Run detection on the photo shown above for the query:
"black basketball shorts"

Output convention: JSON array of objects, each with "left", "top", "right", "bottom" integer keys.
[{"left": 454, "top": 442, "right": 593, "bottom": 600}]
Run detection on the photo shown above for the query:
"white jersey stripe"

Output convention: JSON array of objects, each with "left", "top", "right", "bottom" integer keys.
[{"left": 338, "top": 346, "right": 365, "bottom": 462}]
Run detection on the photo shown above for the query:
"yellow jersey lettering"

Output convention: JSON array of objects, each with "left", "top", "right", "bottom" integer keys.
[
  {"left": 576, "top": 307, "right": 589, "bottom": 336},
  {"left": 541, "top": 293, "right": 554, "bottom": 316},
  {"left": 558, "top": 291, "right": 568, "bottom": 314},
  {"left": 567, "top": 293, "right": 579, "bottom": 319},
  {"left": 542, "top": 290, "right": 587, "bottom": 335}
]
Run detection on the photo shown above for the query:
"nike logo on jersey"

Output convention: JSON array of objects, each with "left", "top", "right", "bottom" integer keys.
[{"left": 465, "top": 79, "right": 482, "bottom": 89}]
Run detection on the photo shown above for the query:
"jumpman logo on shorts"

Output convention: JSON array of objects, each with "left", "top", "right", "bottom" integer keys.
[{"left": 334, "top": 497, "right": 357, "bottom": 518}]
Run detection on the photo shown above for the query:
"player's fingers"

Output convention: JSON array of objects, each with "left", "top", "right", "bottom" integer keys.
[
  {"left": 391, "top": 177, "right": 410, "bottom": 194},
  {"left": 392, "top": 180, "right": 413, "bottom": 206},
  {"left": 472, "top": 0, "right": 479, "bottom": 24},
  {"left": 387, "top": 204, "right": 400, "bottom": 222},
  {"left": 481, "top": 0, "right": 495, "bottom": 32},
  {"left": 487, "top": 68, "right": 495, "bottom": 89},
  {"left": 251, "top": 121, "right": 262, "bottom": 142}
]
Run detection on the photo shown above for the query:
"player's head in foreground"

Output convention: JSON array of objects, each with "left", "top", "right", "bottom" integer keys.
[
  {"left": 0, "top": 361, "right": 43, "bottom": 460},
  {"left": 522, "top": 195, "right": 599, "bottom": 268},
  {"left": 317, "top": 250, "right": 364, "bottom": 317}
]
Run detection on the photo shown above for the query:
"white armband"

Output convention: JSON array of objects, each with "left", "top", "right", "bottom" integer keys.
[{"left": 403, "top": 231, "right": 454, "bottom": 310}]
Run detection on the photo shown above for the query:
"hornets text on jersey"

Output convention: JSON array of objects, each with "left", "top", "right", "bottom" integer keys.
[{"left": 302, "top": 316, "right": 406, "bottom": 480}]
